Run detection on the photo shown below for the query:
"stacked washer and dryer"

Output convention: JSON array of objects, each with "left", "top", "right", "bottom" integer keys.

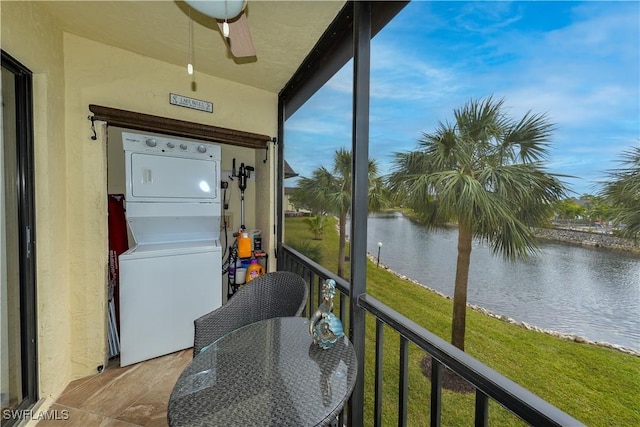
[{"left": 118, "top": 131, "right": 223, "bottom": 367}]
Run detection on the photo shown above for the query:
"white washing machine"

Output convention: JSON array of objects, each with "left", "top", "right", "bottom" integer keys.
[{"left": 118, "top": 132, "right": 223, "bottom": 366}]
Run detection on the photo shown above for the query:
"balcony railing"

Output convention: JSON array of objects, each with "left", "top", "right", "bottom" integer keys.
[{"left": 278, "top": 243, "right": 585, "bottom": 427}]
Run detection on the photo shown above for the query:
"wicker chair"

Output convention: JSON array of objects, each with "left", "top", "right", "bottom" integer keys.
[{"left": 192, "top": 271, "right": 309, "bottom": 356}]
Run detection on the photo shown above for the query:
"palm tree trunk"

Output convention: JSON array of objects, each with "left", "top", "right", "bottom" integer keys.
[
  {"left": 451, "top": 223, "right": 473, "bottom": 351},
  {"left": 337, "top": 211, "right": 347, "bottom": 278}
]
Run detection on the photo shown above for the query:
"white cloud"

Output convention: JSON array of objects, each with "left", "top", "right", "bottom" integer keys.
[{"left": 285, "top": 1, "right": 639, "bottom": 195}]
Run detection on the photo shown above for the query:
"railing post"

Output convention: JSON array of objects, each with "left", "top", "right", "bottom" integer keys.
[
  {"left": 349, "top": 2, "right": 372, "bottom": 426},
  {"left": 475, "top": 390, "right": 489, "bottom": 427},
  {"left": 398, "top": 337, "right": 409, "bottom": 427},
  {"left": 430, "top": 358, "right": 442, "bottom": 427},
  {"left": 374, "top": 319, "right": 384, "bottom": 426}
]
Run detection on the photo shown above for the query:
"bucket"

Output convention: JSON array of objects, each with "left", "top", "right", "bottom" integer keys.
[{"left": 235, "top": 268, "right": 247, "bottom": 285}]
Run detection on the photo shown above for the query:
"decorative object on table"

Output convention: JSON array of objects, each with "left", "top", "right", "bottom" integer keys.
[{"left": 309, "top": 279, "right": 344, "bottom": 349}]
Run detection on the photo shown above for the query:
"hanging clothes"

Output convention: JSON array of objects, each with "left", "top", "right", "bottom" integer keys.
[{"left": 108, "top": 194, "right": 128, "bottom": 334}]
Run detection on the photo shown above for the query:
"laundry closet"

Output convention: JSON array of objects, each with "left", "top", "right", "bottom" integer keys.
[{"left": 106, "top": 127, "right": 256, "bottom": 366}]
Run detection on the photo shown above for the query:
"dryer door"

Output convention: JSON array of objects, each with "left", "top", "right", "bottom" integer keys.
[{"left": 127, "top": 153, "right": 219, "bottom": 202}]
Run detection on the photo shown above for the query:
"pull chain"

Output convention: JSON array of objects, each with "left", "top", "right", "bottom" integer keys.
[{"left": 187, "top": 7, "right": 194, "bottom": 75}]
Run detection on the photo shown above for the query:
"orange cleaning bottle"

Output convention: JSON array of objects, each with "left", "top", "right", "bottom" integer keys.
[
  {"left": 246, "top": 258, "right": 265, "bottom": 283},
  {"left": 237, "top": 231, "right": 252, "bottom": 259}
]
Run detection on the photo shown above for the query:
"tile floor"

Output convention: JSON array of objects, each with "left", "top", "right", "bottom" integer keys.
[{"left": 36, "top": 349, "right": 192, "bottom": 426}]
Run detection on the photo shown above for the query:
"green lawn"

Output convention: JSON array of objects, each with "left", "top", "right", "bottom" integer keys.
[{"left": 285, "top": 216, "right": 640, "bottom": 426}]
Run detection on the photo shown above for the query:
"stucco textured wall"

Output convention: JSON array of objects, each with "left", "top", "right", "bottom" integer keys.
[
  {"left": 1, "top": 1, "right": 72, "bottom": 400},
  {"left": 62, "top": 33, "right": 278, "bottom": 376},
  {"left": 2, "top": 1, "right": 278, "bottom": 403}
]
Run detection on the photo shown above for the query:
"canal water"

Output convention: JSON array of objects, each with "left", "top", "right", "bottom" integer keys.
[{"left": 363, "top": 212, "right": 640, "bottom": 351}]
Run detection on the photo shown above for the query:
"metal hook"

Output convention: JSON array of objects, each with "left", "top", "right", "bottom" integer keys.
[
  {"left": 264, "top": 137, "right": 277, "bottom": 163},
  {"left": 88, "top": 116, "right": 97, "bottom": 140}
]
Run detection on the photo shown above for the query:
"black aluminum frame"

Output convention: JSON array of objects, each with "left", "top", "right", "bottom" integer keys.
[
  {"left": 275, "top": 1, "right": 587, "bottom": 426},
  {"left": 1, "top": 50, "right": 39, "bottom": 425},
  {"left": 277, "top": 3, "right": 408, "bottom": 421}
]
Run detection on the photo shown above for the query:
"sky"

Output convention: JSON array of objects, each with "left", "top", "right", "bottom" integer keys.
[{"left": 284, "top": 1, "right": 640, "bottom": 197}]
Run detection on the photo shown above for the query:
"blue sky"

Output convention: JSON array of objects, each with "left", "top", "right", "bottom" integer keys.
[{"left": 285, "top": 1, "right": 639, "bottom": 196}]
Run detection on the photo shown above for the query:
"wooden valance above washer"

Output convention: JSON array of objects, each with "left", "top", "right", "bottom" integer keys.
[{"left": 88, "top": 105, "right": 271, "bottom": 150}]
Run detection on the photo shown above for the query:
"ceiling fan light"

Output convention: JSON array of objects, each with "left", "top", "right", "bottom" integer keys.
[{"left": 183, "top": 0, "right": 247, "bottom": 20}]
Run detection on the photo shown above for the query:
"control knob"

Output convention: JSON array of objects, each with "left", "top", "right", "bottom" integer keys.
[
  {"left": 145, "top": 138, "right": 157, "bottom": 147},
  {"left": 197, "top": 145, "right": 207, "bottom": 153},
  {"left": 180, "top": 143, "right": 188, "bottom": 150},
  {"left": 167, "top": 142, "right": 175, "bottom": 149}
]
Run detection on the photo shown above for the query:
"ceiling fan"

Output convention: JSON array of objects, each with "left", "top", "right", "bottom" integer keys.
[{"left": 184, "top": 0, "right": 256, "bottom": 58}]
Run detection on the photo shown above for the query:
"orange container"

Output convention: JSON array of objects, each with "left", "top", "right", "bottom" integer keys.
[
  {"left": 246, "top": 258, "right": 265, "bottom": 283},
  {"left": 237, "top": 232, "right": 252, "bottom": 258}
]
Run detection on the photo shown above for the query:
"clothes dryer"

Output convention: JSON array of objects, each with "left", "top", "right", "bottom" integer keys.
[{"left": 118, "top": 132, "right": 222, "bottom": 366}]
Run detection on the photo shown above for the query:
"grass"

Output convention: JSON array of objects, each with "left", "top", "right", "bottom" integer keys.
[{"left": 285, "top": 215, "right": 640, "bottom": 426}]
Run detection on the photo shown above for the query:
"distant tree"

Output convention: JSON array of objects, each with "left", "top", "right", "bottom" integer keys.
[
  {"left": 296, "top": 148, "right": 388, "bottom": 277},
  {"left": 553, "top": 199, "right": 585, "bottom": 225},
  {"left": 388, "top": 97, "right": 568, "bottom": 351},
  {"left": 581, "top": 195, "right": 613, "bottom": 228},
  {"left": 290, "top": 186, "right": 321, "bottom": 213},
  {"left": 599, "top": 146, "right": 640, "bottom": 238}
]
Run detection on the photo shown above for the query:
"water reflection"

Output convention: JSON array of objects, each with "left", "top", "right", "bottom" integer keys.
[{"left": 363, "top": 213, "right": 640, "bottom": 351}]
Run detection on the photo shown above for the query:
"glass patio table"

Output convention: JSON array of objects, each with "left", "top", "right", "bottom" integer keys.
[{"left": 167, "top": 316, "right": 358, "bottom": 427}]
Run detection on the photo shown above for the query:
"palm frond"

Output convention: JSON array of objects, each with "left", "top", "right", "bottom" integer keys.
[
  {"left": 388, "top": 96, "right": 568, "bottom": 253},
  {"left": 599, "top": 145, "right": 640, "bottom": 237}
]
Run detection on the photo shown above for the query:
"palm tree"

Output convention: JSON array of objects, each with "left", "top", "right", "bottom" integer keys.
[
  {"left": 599, "top": 145, "right": 640, "bottom": 239},
  {"left": 304, "top": 214, "right": 327, "bottom": 240},
  {"left": 388, "top": 97, "right": 568, "bottom": 351},
  {"left": 295, "top": 148, "right": 387, "bottom": 277}
]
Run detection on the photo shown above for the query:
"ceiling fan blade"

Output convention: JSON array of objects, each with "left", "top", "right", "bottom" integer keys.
[{"left": 217, "top": 12, "right": 256, "bottom": 58}]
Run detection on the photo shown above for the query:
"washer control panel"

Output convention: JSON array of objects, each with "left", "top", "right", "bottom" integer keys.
[{"left": 122, "top": 132, "right": 220, "bottom": 160}]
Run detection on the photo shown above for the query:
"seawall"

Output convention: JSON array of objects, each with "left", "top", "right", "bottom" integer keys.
[
  {"left": 396, "top": 210, "right": 638, "bottom": 253},
  {"left": 534, "top": 227, "right": 638, "bottom": 253}
]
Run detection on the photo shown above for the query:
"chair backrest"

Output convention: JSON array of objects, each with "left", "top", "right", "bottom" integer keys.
[{"left": 193, "top": 271, "right": 309, "bottom": 356}]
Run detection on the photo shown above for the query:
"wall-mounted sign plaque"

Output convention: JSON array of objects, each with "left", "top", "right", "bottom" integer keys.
[{"left": 169, "top": 93, "right": 213, "bottom": 113}]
